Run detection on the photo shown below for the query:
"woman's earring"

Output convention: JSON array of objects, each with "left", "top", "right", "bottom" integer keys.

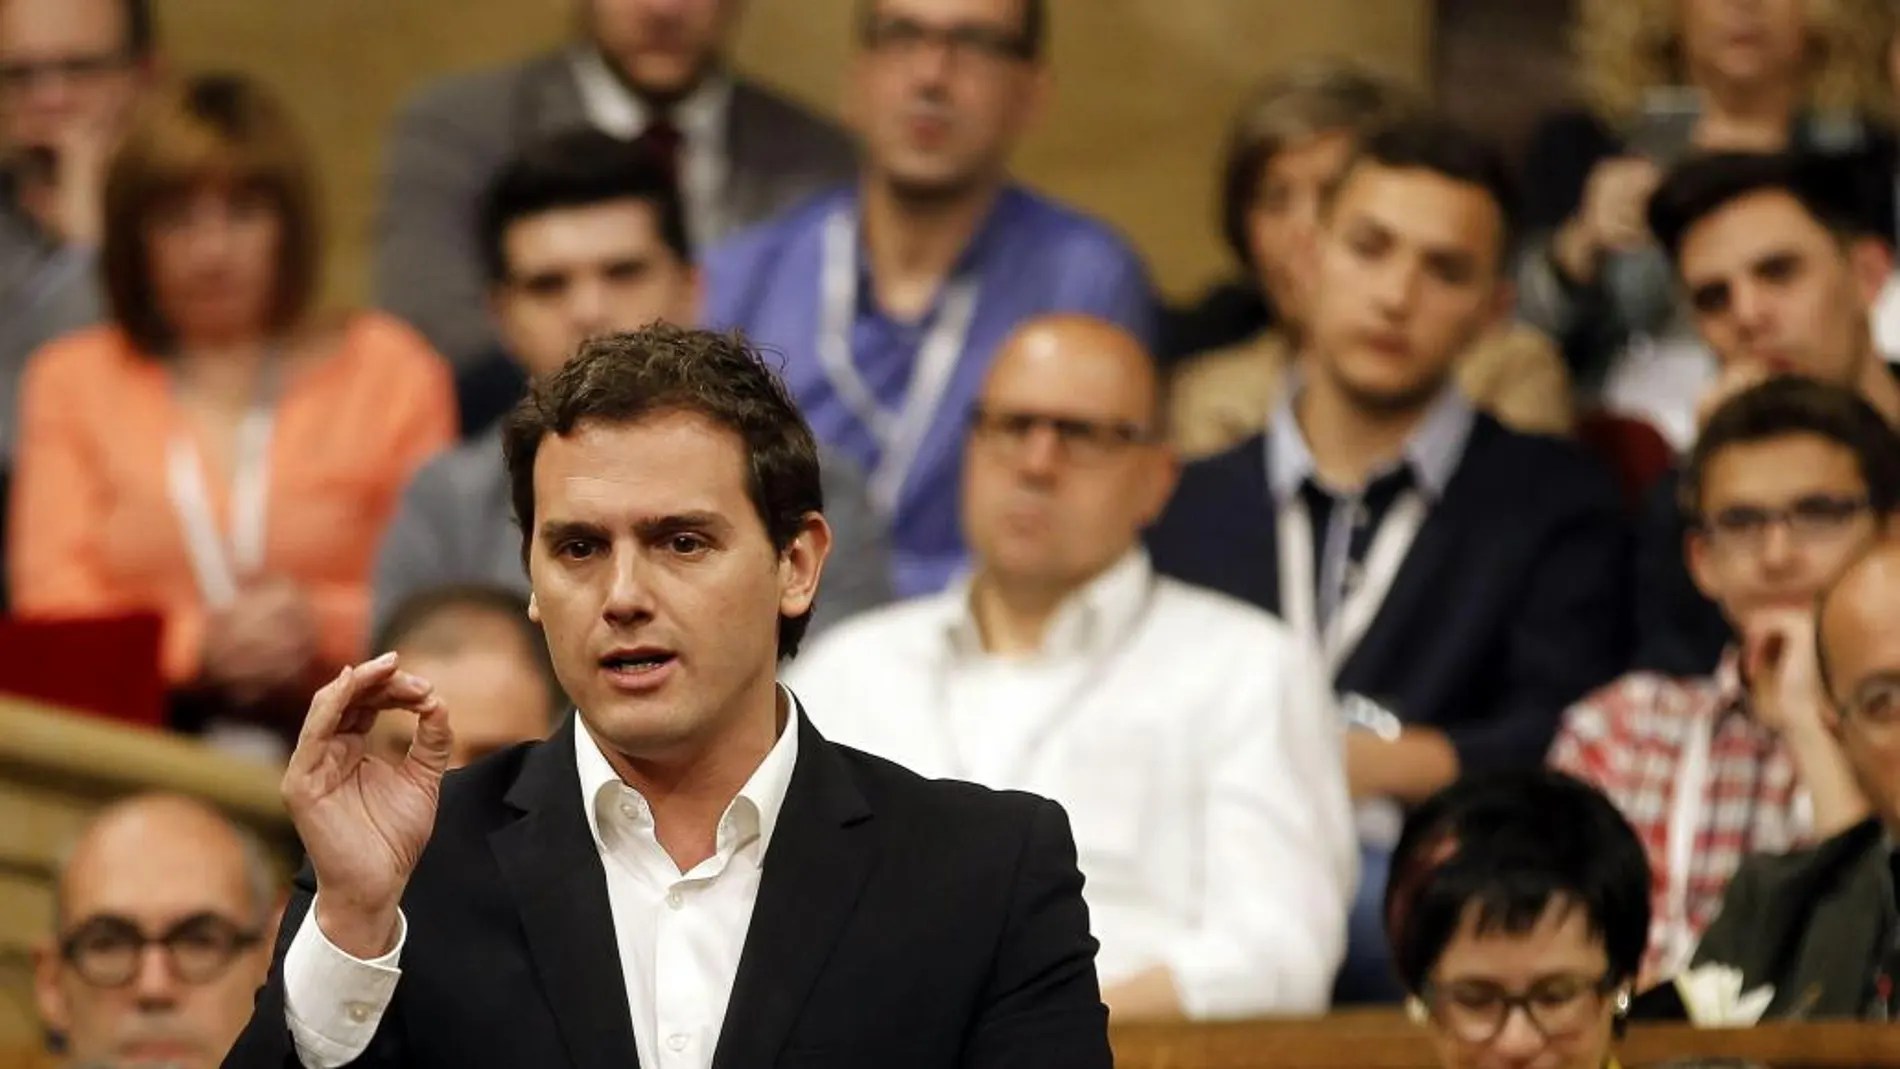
[
  {"left": 1406, "top": 996, "right": 1430, "bottom": 1025},
  {"left": 1614, "top": 987, "right": 1632, "bottom": 1017}
]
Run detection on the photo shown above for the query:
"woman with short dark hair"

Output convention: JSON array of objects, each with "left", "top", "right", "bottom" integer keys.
[{"left": 1385, "top": 770, "right": 1651, "bottom": 1069}]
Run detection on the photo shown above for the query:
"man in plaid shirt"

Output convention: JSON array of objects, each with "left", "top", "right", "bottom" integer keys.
[{"left": 1553, "top": 378, "right": 1898, "bottom": 984}]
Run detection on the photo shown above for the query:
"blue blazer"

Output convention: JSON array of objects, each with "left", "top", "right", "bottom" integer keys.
[{"left": 1146, "top": 414, "right": 1632, "bottom": 772}]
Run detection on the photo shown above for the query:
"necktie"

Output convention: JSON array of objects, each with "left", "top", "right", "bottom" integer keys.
[{"left": 636, "top": 114, "right": 684, "bottom": 183}]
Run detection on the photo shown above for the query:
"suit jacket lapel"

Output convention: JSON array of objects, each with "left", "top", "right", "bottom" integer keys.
[
  {"left": 1784, "top": 823, "right": 1890, "bottom": 1017},
  {"left": 720, "top": 81, "right": 777, "bottom": 233},
  {"left": 1242, "top": 434, "right": 1283, "bottom": 616},
  {"left": 711, "top": 714, "right": 876, "bottom": 1069},
  {"left": 1335, "top": 423, "right": 1488, "bottom": 689},
  {"left": 491, "top": 719, "right": 641, "bottom": 1069}
]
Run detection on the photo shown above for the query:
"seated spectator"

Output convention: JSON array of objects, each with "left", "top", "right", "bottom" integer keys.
[
  {"left": 1554, "top": 377, "right": 1887, "bottom": 985},
  {"left": 1635, "top": 152, "right": 1900, "bottom": 679},
  {"left": 365, "top": 585, "right": 566, "bottom": 769},
  {"left": 6, "top": 73, "right": 456, "bottom": 752},
  {"left": 0, "top": 0, "right": 155, "bottom": 467},
  {"left": 1682, "top": 534, "right": 1900, "bottom": 1019},
  {"left": 787, "top": 314, "right": 1355, "bottom": 1020},
  {"left": 1170, "top": 59, "right": 1571, "bottom": 460},
  {"left": 1516, "top": 0, "right": 1894, "bottom": 447},
  {"left": 34, "top": 793, "right": 281, "bottom": 1069},
  {"left": 374, "top": 0, "right": 854, "bottom": 371},
  {"left": 705, "top": 0, "right": 1155, "bottom": 598},
  {"left": 1384, "top": 770, "right": 1650, "bottom": 1069},
  {"left": 1147, "top": 114, "right": 1630, "bottom": 1003},
  {"left": 374, "top": 131, "right": 891, "bottom": 638}
]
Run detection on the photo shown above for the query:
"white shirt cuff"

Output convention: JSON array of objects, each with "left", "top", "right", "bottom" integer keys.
[{"left": 283, "top": 899, "right": 407, "bottom": 1069}]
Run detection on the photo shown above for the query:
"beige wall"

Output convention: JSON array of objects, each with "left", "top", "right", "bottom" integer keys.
[{"left": 158, "top": 0, "right": 1432, "bottom": 304}]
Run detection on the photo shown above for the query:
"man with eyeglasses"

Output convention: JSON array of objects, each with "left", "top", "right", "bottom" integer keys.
[
  {"left": 1667, "top": 532, "right": 1900, "bottom": 1019},
  {"left": 33, "top": 793, "right": 279, "bottom": 1069},
  {"left": 704, "top": 0, "right": 1155, "bottom": 600},
  {"left": 786, "top": 314, "right": 1356, "bottom": 1021},
  {"left": 1554, "top": 377, "right": 1892, "bottom": 988},
  {"left": 0, "top": 0, "right": 152, "bottom": 467}
]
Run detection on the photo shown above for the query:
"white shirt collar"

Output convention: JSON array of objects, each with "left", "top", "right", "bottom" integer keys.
[
  {"left": 569, "top": 46, "right": 733, "bottom": 144},
  {"left": 572, "top": 684, "right": 801, "bottom": 861},
  {"left": 1265, "top": 377, "right": 1475, "bottom": 505},
  {"left": 933, "top": 549, "right": 1156, "bottom": 661}
]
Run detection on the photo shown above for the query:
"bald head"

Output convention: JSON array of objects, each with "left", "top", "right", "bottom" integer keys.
[
  {"left": 963, "top": 314, "right": 1176, "bottom": 600},
  {"left": 38, "top": 793, "right": 278, "bottom": 1069},
  {"left": 1816, "top": 536, "right": 1900, "bottom": 835},
  {"left": 982, "top": 315, "right": 1164, "bottom": 430}
]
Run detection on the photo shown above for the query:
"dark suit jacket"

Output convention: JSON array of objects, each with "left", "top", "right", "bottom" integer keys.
[
  {"left": 223, "top": 715, "right": 1109, "bottom": 1069},
  {"left": 1686, "top": 818, "right": 1894, "bottom": 1020},
  {"left": 373, "top": 50, "right": 857, "bottom": 368},
  {"left": 1145, "top": 415, "right": 1632, "bottom": 772}
]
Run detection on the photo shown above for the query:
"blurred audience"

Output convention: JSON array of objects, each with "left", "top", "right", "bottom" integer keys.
[
  {"left": 704, "top": 0, "right": 1155, "bottom": 598},
  {"left": 373, "top": 131, "right": 891, "bottom": 638},
  {"left": 1383, "top": 770, "right": 1649, "bottom": 1069},
  {"left": 6, "top": 73, "right": 455, "bottom": 753},
  {"left": 34, "top": 793, "right": 281, "bottom": 1069},
  {"left": 788, "top": 314, "right": 1355, "bottom": 1021},
  {"left": 366, "top": 585, "right": 565, "bottom": 769},
  {"left": 1635, "top": 152, "right": 1900, "bottom": 679},
  {"left": 1147, "top": 114, "right": 1630, "bottom": 1003},
  {"left": 0, "top": 0, "right": 155, "bottom": 466},
  {"left": 1681, "top": 533, "right": 1900, "bottom": 1019},
  {"left": 1553, "top": 377, "right": 1886, "bottom": 985},
  {"left": 374, "top": 0, "right": 854, "bottom": 371},
  {"left": 1517, "top": 0, "right": 1895, "bottom": 447},
  {"left": 1170, "top": 60, "right": 1571, "bottom": 460}
]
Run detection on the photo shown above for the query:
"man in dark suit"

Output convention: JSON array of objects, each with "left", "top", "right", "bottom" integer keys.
[
  {"left": 373, "top": 0, "right": 855, "bottom": 369},
  {"left": 221, "top": 326, "right": 1109, "bottom": 1069},
  {"left": 1146, "top": 114, "right": 1630, "bottom": 1002},
  {"left": 1677, "top": 534, "right": 1900, "bottom": 1020}
]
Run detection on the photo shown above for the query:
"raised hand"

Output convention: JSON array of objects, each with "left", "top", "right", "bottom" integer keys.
[
  {"left": 282, "top": 652, "right": 452, "bottom": 958},
  {"left": 1742, "top": 608, "right": 1825, "bottom": 737}
]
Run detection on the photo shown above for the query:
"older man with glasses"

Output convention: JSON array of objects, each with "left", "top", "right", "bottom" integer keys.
[
  {"left": 33, "top": 793, "right": 280, "bottom": 1069},
  {"left": 787, "top": 315, "right": 1356, "bottom": 1021}
]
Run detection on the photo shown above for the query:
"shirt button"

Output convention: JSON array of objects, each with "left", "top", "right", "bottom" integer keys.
[
  {"left": 666, "top": 889, "right": 684, "bottom": 910},
  {"left": 345, "top": 1001, "right": 373, "bottom": 1024},
  {"left": 668, "top": 1034, "right": 689, "bottom": 1052}
]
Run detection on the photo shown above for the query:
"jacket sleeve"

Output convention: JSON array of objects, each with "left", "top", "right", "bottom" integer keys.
[
  {"left": 1443, "top": 460, "right": 1632, "bottom": 772},
  {"left": 961, "top": 798, "right": 1113, "bottom": 1069}
]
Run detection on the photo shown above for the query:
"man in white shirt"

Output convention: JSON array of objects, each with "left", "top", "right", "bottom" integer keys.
[
  {"left": 787, "top": 314, "right": 1358, "bottom": 1020},
  {"left": 222, "top": 326, "right": 1112, "bottom": 1069}
]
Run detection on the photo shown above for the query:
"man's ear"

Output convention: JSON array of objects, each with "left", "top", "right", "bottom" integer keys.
[
  {"left": 33, "top": 937, "right": 69, "bottom": 1036},
  {"left": 1848, "top": 237, "right": 1894, "bottom": 309}
]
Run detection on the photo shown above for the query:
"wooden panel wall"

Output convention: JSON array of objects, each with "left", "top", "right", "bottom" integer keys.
[{"left": 154, "top": 0, "right": 1432, "bottom": 303}]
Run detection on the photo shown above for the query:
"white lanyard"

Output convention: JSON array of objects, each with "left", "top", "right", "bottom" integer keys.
[
  {"left": 818, "top": 208, "right": 980, "bottom": 515},
  {"left": 1277, "top": 490, "right": 1427, "bottom": 676},
  {"left": 164, "top": 373, "right": 279, "bottom": 607},
  {"left": 930, "top": 576, "right": 1156, "bottom": 786},
  {"left": 1658, "top": 711, "right": 1716, "bottom": 978}
]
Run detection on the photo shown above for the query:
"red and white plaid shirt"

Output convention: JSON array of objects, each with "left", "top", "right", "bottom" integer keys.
[{"left": 1549, "top": 651, "right": 1810, "bottom": 982}]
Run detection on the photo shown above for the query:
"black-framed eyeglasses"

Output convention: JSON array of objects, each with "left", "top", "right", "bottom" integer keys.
[
  {"left": 862, "top": 16, "right": 1033, "bottom": 64},
  {"left": 59, "top": 912, "right": 263, "bottom": 989},
  {"left": 1693, "top": 494, "right": 1871, "bottom": 553},
  {"left": 1419, "top": 971, "right": 1620, "bottom": 1045},
  {"left": 968, "top": 406, "right": 1155, "bottom": 465},
  {"left": 0, "top": 51, "right": 135, "bottom": 94}
]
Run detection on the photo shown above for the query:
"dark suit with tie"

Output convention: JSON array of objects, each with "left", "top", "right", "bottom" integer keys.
[
  {"left": 221, "top": 714, "right": 1110, "bottom": 1069},
  {"left": 373, "top": 49, "right": 856, "bottom": 369},
  {"left": 1145, "top": 414, "right": 1631, "bottom": 773}
]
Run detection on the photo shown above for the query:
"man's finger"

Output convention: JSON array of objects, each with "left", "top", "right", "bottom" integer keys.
[{"left": 405, "top": 697, "right": 454, "bottom": 779}]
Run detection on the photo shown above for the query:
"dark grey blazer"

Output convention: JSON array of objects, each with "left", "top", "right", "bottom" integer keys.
[{"left": 372, "top": 50, "right": 857, "bottom": 368}]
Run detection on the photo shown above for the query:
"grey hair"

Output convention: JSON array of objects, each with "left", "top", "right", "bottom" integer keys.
[{"left": 51, "top": 795, "right": 283, "bottom": 933}]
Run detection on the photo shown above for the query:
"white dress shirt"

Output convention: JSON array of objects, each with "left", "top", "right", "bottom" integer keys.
[
  {"left": 783, "top": 550, "right": 1358, "bottom": 1017},
  {"left": 571, "top": 48, "right": 733, "bottom": 248},
  {"left": 280, "top": 705, "right": 800, "bottom": 1069}
]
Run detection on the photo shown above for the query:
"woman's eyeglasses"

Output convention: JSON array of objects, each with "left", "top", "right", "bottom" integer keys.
[{"left": 1418, "top": 971, "right": 1622, "bottom": 1044}]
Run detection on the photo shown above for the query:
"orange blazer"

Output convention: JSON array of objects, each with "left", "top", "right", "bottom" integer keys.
[{"left": 8, "top": 313, "right": 456, "bottom": 685}]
